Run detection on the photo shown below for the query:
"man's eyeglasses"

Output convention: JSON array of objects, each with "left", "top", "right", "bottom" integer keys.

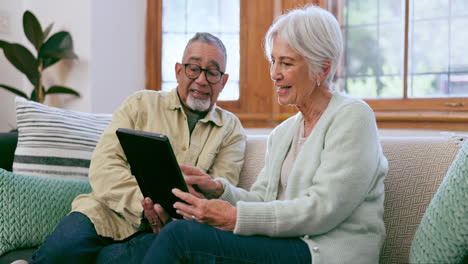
[{"left": 183, "top": 63, "right": 224, "bottom": 84}]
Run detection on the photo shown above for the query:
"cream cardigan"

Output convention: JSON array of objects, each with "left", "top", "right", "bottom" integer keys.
[{"left": 219, "top": 92, "right": 388, "bottom": 264}]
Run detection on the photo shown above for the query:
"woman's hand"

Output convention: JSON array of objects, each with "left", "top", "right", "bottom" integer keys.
[
  {"left": 172, "top": 188, "right": 237, "bottom": 231},
  {"left": 180, "top": 164, "right": 224, "bottom": 199},
  {"left": 140, "top": 197, "right": 170, "bottom": 233}
]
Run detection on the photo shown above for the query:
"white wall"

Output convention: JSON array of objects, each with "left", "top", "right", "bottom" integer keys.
[
  {"left": 91, "top": 0, "right": 146, "bottom": 113},
  {"left": 0, "top": 0, "right": 146, "bottom": 131},
  {"left": 0, "top": 0, "right": 27, "bottom": 131}
]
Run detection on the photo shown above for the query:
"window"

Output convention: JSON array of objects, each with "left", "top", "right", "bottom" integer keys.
[
  {"left": 146, "top": 0, "right": 468, "bottom": 130},
  {"left": 328, "top": 0, "right": 468, "bottom": 99},
  {"left": 160, "top": 0, "right": 240, "bottom": 101}
]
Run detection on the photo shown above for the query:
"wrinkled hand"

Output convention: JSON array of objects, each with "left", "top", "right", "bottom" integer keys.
[
  {"left": 172, "top": 188, "right": 237, "bottom": 231},
  {"left": 180, "top": 164, "right": 223, "bottom": 199},
  {"left": 140, "top": 197, "right": 170, "bottom": 233}
]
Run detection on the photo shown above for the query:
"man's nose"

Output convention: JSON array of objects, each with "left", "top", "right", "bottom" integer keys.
[{"left": 195, "top": 70, "right": 209, "bottom": 85}]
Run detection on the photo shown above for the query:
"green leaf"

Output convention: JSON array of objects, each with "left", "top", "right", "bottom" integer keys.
[
  {"left": 42, "top": 57, "right": 60, "bottom": 69},
  {"left": 3, "top": 43, "right": 39, "bottom": 86},
  {"left": 0, "top": 40, "right": 8, "bottom": 49},
  {"left": 46, "top": 85, "right": 80, "bottom": 97},
  {"left": 0, "top": 84, "right": 29, "bottom": 99},
  {"left": 39, "top": 31, "right": 78, "bottom": 62},
  {"left": 43, "top": 23, "right": 54, "bottom": 40},
  {"left": 23, "top": 11, "right": 43, "bottom": 52}
]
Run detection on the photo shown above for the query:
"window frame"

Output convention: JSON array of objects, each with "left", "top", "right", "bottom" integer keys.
[{"left": 145, "top": 0, "right": 468, "bottom": 130}]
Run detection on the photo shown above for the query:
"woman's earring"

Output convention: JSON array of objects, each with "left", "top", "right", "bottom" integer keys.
[{"left": 316, "top": 80, "right": 321, "bottom": 87}]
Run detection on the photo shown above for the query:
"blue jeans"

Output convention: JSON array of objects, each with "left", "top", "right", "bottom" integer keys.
[
  {"left": 142, "top": 220, "right": 312, "bottom": 264},
  {"left": 29, "top": 212, "right": 157, "bottom": 264}
]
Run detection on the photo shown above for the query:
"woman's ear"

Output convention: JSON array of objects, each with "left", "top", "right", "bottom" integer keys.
[{"left": 318, "top": 59, "right": 332, "bottom": 83}]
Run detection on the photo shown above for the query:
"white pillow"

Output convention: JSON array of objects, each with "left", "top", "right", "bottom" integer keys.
[{"left": 13, "top": 97, "right": 112, "bottom": 180}]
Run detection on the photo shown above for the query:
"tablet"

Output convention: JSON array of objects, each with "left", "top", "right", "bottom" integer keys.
[{"left": 116, "top": 128, "right": 189, "bottom": 219}]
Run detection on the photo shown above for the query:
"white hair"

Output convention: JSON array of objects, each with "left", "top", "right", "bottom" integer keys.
[{"left": 264, "top": 5, "right": 343, "bottom": 86}]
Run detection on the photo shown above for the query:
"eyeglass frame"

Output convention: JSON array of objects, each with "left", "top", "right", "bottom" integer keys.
[{"left": 182, "top": 63, "right": 225, "bottom": 84}]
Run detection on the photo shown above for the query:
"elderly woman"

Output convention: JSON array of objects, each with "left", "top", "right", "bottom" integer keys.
[{"left": 142, "top": 5, "right": 388, "bottom": 264}]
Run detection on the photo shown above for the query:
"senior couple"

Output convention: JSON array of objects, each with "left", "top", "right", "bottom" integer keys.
[{"left": 27, "top": 5, "right": 388, "bottom": 264}]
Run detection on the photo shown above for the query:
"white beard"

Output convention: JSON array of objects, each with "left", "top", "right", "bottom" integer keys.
[{"left": 186, "top": 94, "right": 211, "bottom": 112}]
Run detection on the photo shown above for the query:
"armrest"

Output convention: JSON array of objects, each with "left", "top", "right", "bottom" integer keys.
[{"left": 0, "top": 132, "right": 18, "bottom": 171}]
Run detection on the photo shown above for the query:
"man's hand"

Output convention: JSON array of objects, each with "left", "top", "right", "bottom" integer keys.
[
  {"left": 180, "top": 164, "right": 224, "bottom": 199},
  {"left": 172, "top": 188, "right": 237, "bottom": 231},
  {"left": 140, "top": 197, "right": 170, "bottom": 233}
]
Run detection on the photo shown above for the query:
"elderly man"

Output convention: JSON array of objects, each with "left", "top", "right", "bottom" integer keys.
[{"left": 28, "top": 32, "right": 246, "bottom": 264}]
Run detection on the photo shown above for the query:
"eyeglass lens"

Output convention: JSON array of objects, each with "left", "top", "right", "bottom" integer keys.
[{"left": 184, "top": 64, "right": 222, "bottom": 84}]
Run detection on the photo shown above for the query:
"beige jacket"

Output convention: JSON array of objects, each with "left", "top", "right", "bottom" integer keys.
[{"left": 72, "top": 89, "right": 246, "bottom": 240}]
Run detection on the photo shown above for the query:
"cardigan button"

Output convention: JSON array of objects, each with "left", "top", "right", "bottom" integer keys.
[
  {"left": 181, "top": 146, "right": 187, "bottom": 151},
  {"left": 312, "top": 246, "right": 319, "bottom": 253}
]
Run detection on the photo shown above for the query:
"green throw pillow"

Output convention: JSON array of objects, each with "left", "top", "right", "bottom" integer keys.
[
  {"left": 409, "top": 140, "right": 468, "bottom": 263},
  {"left": 0, "top": 168, "right": 91, "bottom": 255}
]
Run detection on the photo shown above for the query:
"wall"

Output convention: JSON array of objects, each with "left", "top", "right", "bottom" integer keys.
[
  {"left": 0, "top": 0, "right": 146, "bottom": 132},
  {"left": 0, "top": 0, "right": 27, "bottom": 131},
  {"left": 91, "top": 0, "right": 146, "bottom": 113}
]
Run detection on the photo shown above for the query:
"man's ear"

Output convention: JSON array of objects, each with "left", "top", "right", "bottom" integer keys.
[
  {"left": 221, "top": 73, "right": 229, "bottom": 87},
  {"left": 175, "top": 63, "right": 183, "bottom": 82}
]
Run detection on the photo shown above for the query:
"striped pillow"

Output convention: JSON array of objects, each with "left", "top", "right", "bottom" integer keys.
[{"left": 13, "top": 97, "right": 112, "bottom": 179}]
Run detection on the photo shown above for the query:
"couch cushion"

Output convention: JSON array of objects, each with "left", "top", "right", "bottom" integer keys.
[
  {"left": 409, "top": 140, "right": 468, "bottom": 263},
  {"left": 0, "top": 168, "right": 91, "bottom": 256},
  {"left": 238, "top": 135, "right": 267, "bottom": 190},
  {"left": 0, "top": 132, "right": 18, "bottom": 171},
  {"left": 13, "top": 97, "right": 112, "bottom": 180},
  {"left": 379, "top": 136, "right": 462, "bottom": 264}
]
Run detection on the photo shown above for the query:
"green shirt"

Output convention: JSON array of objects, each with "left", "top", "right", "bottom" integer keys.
[{"left": 72, "top": 89, "right": 246, "bottom": 240}]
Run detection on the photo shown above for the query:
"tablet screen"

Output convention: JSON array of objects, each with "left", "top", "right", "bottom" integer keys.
[{"left": 116, "top": 128, "right": 189, "bottom": 219}]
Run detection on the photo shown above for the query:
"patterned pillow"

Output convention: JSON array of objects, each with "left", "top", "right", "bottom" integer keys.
[
  {"left": 409, "top": 140, "right": 468, "bottom": 263},
  {"left": 13, "top": 97, "right": 112, "bottom": 179},
  {"left": 0, "top": 168, "right": 91, "bottom": 255}
]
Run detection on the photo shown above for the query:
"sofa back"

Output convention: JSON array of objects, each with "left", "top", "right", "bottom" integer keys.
[{"left": 238, "top": 135, "right": 462, "bottom": 264}]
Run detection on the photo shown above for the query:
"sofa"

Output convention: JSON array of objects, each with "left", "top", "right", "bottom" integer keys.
[{"left": 0, "top": 130, "right": 465, "bottom": 264}]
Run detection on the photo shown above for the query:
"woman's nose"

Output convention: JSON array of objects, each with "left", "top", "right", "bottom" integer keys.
[{"left": 270, "top": 64, "right": 282, "bottom": 81}]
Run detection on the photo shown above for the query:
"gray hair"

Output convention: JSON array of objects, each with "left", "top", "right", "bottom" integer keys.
[
  {"left": 264, "top": 5, "right": 343, "bottom": 86},
  {"left": 184, "top": 32, "right": 227, "bottom": 67}
]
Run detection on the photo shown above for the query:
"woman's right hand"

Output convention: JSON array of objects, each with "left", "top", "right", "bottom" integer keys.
[{"left": 180, "top": 164, "right": 224, "bottom": 199}]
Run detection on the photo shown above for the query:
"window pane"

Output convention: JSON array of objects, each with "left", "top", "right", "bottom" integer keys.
[
  {"left": 449, "top": 74, "right": 468, "bottom": 96},
  {"left": 218, "top": 82, "right": 239, "bottom": 101},
  {"left": 161, "top": 34, "right": 189, "bottom": 84},
  {"left": 410, "top": 20, "right": 449, "bottom": 74},
  {"left": 451, "top": 18, "right": 468, "bottom": 72},
  {"left": 380, "top": 24, "right": 404, "bottom": 76},
  {"left": 187, "top": 0, "right": 219, "bottom": 33},
  {"left": 346, "top": 0, "right": 377, "bottom": 25},
  {"left": 380, "top": 0, "right": 403, "bottom": 23},
  {"left": 330, "top": 0, "right": 405, "bottom": 98},
  {"left": 163, "top": 0, "right": 186, "bottom": 32},
  {"left": 413, "top": 0, "right": 449, "bottom": 19},
  {"left": 161, "top": 0, "right": 240, "bottom": 100},
  {"left": 452, "top": 0, "right": 468, "bottom": 16},
  {"left": 346, "top": 26, "right": 378, "bottom": 76},
  {"left": 410, "top": 74, "right": 448, "bottom": 97},
  {"left": 408, "top": 0, "right": 468, "bottom": 98}
]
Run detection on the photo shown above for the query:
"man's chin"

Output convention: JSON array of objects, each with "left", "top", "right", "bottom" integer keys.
[{"left": 186, "top": 96, "right": 211, "bottom": 113}]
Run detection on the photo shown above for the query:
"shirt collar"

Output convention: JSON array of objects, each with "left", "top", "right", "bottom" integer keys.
[{"left": 167, "top": 88, "right": 224, "bottom": 127}]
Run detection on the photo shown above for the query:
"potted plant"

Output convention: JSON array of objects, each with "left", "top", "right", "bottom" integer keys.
[{"left": 0, "top": 10, "right": 79, "bottom": 104}]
